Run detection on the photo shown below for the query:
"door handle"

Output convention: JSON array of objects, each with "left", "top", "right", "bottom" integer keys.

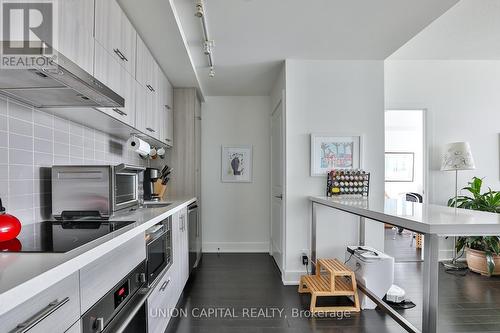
[
  {"left": 112, "top": 108, "right": 127, "bottom": 116},
  {"left": 113, "top": 48, "right": 128, "bottom": 62},
  {"left": 159, "top": 278, "right": 170, "bottom": 292},
  {"left": 274, "top": 194, "right": 283, "bottom": 200},
  {"left": 12, "top": 297, "right": 70, "bottom": 333}
]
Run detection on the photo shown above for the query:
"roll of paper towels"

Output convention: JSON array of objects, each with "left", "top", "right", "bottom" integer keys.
[{"left": 127, "top": 136, "right": 150, "bottom": 155}]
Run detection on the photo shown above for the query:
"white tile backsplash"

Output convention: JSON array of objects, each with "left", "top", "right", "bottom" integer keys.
[
  {"left": 0, "top": 115, "right": 7, "bottom": 131},
  {"left": 34, "top": 125, "right": 53, "bottom": 141},
  {"left": 9, "top": 133, "right": 33, "bottom": 151},
  {"left": 0, "top": 131, "right": 7, "bottom": 147},
  {"left": 0, "top": 147, "right": 7, "bottom": 163},
  {"left": 0, "top": 96, "right": 147, "bottom": 225},
  {"left": 9, "top": 118, "right": 32, "bottom": 136}
]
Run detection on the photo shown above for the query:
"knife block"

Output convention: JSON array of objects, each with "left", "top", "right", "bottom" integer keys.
[{"left": 154, "top": 182, "right": 167, "bottom": 200}]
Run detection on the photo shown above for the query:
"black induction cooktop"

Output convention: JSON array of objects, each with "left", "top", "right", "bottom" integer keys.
[{"left": 0, "top": 220, "right": 136, "bottom": 253}]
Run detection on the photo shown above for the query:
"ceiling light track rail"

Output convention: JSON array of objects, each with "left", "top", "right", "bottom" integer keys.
[{"left": 195, "top": 0, "right": 215, "bottom": 78}]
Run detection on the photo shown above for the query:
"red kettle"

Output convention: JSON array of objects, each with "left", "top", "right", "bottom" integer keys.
[{"left": 0, "top": 198, "right": 21, "bottom": 242}]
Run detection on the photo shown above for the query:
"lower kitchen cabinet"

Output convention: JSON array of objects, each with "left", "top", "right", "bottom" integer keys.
[
  {"left": 147, "top": 270, "right": 175, "bottom": 333},
  {"left": 0, "top": 272, "right": 80, "bottom": 333},
  {"left": 147, "top": 208, "right": 189, "bottom": 333}
]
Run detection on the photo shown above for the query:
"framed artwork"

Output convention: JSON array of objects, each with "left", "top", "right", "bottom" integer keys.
[
  {"left": 385, "top": 152, "right": 415, "bottom": 182},
  {"left": 310, "top": 134, "right": 362, "bottom": 176},
  {"left": 221, "top": 145, "right": 253, "bottom": 183}
]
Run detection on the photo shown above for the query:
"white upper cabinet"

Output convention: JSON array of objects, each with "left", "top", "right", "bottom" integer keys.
[
  {"left": 95, "top": 0, "right": 136, "bottom": 76},
  {"left": 158, "top": 71, "right": 174, "bottom": 146},
  {"left": 55, "top": 0, "right": 94, "bottom": 74},
  {"left": 137, "top": 37, "right": 160, "bottom": 139},
  {"left": 94, "top": 42, "right": 136, "bottom": 127}
]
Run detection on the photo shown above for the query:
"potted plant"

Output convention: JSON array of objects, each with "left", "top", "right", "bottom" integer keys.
[{"left": 448, "top": 177, "right": 500, "bottom": 276}]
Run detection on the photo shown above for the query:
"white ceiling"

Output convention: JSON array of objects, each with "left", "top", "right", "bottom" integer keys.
[
  {"left": 389, "top": 0, "right": 500, "bottom": 60},
  {"left": 118, "top": 0, "right": 205, "bottom": 98},
  {"left": 172, "top": 0, "right": 459, "bottom": 96}
]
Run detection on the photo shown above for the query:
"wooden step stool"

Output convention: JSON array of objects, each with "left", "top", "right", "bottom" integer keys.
[{"left": 298, "top": 258, "right": 360, "bottom": 313}]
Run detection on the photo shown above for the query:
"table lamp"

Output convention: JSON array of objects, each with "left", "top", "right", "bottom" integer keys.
[{"left": 441, "top": 142, "right": 475, "bottom": 270}]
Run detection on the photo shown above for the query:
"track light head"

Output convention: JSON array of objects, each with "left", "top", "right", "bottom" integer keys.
[
  {"left": 209, "top": 67, "right": 215, "bottom": 78},
  {"left": 203, "top": 40, "right": 214, "bottom": 55},
  {"left": 195, "top": 2, "right": 204, "bottom": 18}
]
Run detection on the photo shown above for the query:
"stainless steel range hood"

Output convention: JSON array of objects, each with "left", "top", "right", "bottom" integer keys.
[{"left": 0, "top": 45, "right": 124, "bottom": 109}]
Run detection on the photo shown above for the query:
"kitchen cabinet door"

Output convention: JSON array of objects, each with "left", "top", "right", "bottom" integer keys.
[
  {"left": 179, "top": 208, "right": 189, "bottom": 286},
  {"left": 147, "top": 271, "right": 175, "bottom": 333},
  {"left": 95, "top": 0, "right": 136, "bottom": 76},
  {"left": 56, "top": 0, "right": 94, "bottom": 74},
  {"left": 94, "top": 43, "right": 136, "bottom": 127},
  {"left": 1, "top": 272, "right": 80, "bottom": 333},
  {"left": 159, "top": 73, "right": 174, "bottom": 146},
  {"left": 135, "top": 81, "right": 150, "bottom": 135},
  {"left": 136, "top": 36, "right": 156, "bottom": 91}
]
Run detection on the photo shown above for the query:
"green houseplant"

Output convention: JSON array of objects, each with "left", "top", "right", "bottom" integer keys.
[{"left": 448, "top": 177, "right": 500, "bottom": 276}]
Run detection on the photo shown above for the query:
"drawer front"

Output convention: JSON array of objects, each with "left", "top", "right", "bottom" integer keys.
[
  {"left": 0, "top": 272, "right": 80, "bottom": 333},
  {"left": 79, "top": 234, "right": 146, "bottom": 313},
  {"left": 147, "top": 270, "right": 176, "bottom": 333}
]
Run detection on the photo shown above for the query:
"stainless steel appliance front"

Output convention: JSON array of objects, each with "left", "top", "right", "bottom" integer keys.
[
  {"left": 145, "top": 217, "right": 172, "bottom": 286},
  {"left": 82, "top": 261, "right": 149, "bottom": 333},
  {"left": 52, "top": 164, "right": 144, "bottom": 219}
]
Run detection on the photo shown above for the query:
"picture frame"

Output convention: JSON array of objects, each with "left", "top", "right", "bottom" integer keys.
[
  {"left": 385, "top": 152, "right": 415, "bottom": 182},
  {"left": 310, "top": 134, "right": 362, "bottom": 176},
  {"left": 221, "top": 145, "right": 253, "bottom": 183}
]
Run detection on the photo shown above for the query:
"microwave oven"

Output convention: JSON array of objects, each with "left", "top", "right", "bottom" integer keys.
[{"left": 52, "top": 164, "right": 145, "bottom": 219}]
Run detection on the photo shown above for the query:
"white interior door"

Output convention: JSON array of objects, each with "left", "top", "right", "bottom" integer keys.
[{"left": 271, "top": 101, "right": 284, "bottom": 272}]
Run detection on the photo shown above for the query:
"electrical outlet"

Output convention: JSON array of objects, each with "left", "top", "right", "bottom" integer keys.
[{"left": 301, "top": 251, "right": 309, "bottom": 266}]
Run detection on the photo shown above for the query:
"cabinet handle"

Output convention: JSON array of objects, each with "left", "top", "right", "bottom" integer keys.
[
  {"left": 165, "top": 138, "right": 172, "bottom": 142},
  {"left": 12, "top": 297, "right": 70, "bottom": 333},
  {"left": 146, "top": 84, "right": 155, "bottom": 92},
  {"left": 112, "top": 108, "right": 127, "bottom": 116},
  {"left": 165, "top": 105, "right": 171, "bottom": 110},
  {"left": 113, "top": 48, "right": 128, "bottom": 62},
  {"left": 159, "top": 278, "right": 171, "bottom": 292},
  {"left": 146, "top": 127, "right": 156, "bottom": 133}
]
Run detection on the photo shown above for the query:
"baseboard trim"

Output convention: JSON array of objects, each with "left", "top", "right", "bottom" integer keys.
[
  {"left": 282, "top": 270, "right": 305, "bottom": 285},
  {"left": 203, "top": 242, "right": 269, "bottom": 253}
]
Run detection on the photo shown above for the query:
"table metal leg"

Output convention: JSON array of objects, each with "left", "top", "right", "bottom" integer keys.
[
  {"left": 359, "top": 217, "right": 366, "bottom": 246},
  {"left": 311, "top": 202, "right": 317, "bottom": 274},
  {"left": 422, "top": 234, "right": 439, "bottom": 333}
]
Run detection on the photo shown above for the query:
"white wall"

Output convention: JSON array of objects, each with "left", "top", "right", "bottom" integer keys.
[
  {"left": 283, "top": 60, "right": 386, "bottom": 283},
  {"left": 385, "top": 60, "right": 500, "bottom": 204},
  {"left": 201, "top": 96, "right": 271, "bottom": 252},
  {"left": 385, "top": 60, "right": 500, "bottom": 258}
]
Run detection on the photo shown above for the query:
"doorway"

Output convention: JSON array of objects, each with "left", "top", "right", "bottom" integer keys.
[
  {"left": 384, "top": 109, "right": 426, "bottom": 262},
  {"left": 270, "top": 98, "right": 285, "bottom": 274}
]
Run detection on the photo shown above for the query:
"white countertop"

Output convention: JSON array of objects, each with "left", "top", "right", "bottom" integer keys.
[
  {"left": 0, "top": 197, "right": 196, "bottom": 316},
  {"left": 310, "top": 196, "right": 500, "bottom": 236}
]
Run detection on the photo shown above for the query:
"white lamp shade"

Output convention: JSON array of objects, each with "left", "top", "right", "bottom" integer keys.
[{"left": 441, "top": 142, "right": 476, "bottom": 171}]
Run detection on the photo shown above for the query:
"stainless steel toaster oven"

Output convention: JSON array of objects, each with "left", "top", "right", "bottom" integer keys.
[{"left": 52, "top": 164, "right": 145, "bottom": 219}]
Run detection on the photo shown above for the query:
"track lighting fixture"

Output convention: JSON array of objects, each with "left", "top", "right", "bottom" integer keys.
[
  {"left": 203, "top": 40, "right": 214, "bottom": 55},
  {"left": 195, "top": 1, "right": 204, "bottom": 18},
  {"left": 195, "top": 0, "right": 215, "bottom": 78}
]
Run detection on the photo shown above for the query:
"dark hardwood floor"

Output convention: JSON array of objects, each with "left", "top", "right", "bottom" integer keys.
[
  {"left": 165, "top": 253, "right": 500, "bottom": 333},
  {"left": 384, "top": 228, "right": 422, "bottom": 262}
]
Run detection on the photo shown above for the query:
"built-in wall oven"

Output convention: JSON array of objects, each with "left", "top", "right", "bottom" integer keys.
[
  {"left": 52, "top": 164, "right": 145, "bottom": 219},
  {"left": 145, "top": 217, "right": 172, "bottom": 286},
  {"left": 82, "top": 261, "right": 151, "bottom": 333}
]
